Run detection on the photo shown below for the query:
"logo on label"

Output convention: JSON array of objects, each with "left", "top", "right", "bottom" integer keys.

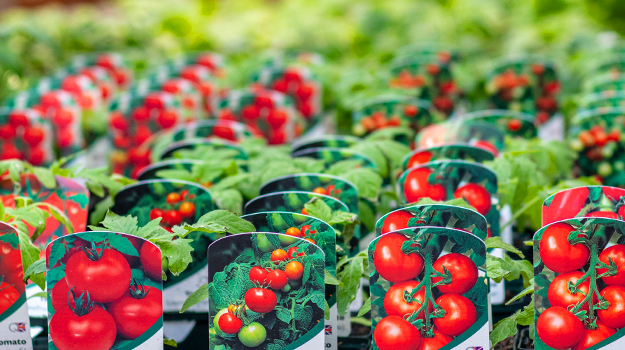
[
  {"left": 9, "top": 322, "right": 26, "bottom": 333},
  {"left": 325, "top": 325, "right": 332, "bottom": 335},
  {"left": 466, "top": 347, "right": 484, "bottom": 350}
]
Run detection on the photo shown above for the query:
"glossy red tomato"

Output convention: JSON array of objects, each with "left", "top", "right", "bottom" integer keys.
[
  {"left": 586, "top": 211, "right": 619, "bottom": 219},
  {"left": 381, "top": 210, "right": 414, "bottom": 234},
  {"left": 108, "top": 286, "right": 162, "bottom": 339},
  {"left": 266, "top": 269, "right": 287, "bottom": 290},
  {"left": 548, "top": 271, "right": 594, "bottom": 312},
  {"left": 373, "top": 233, "right": 424, "bottom": 283},
  {"left": 433, "top": 294, "right": 476, "bottom": 336},
  {"left": 415, "top": 327, "right": 453, "bottom": 350},
  {"left": 213, "top": 125, "right": 236, "bottom": 141},
  {"left": 454, "top": 183, "right": 491, "bottom": 215},
  {"left": 249, "top": 266, "right": 268, "bottom": 284},
  {"left": 65, "top": 248, "right": 131, "bottom": 303},
  {"left": 472, "top": 140, "right": 498, "bottom": 156},
  {"left": 597, "top": 285, "right": 625, "bottom": 329},
  {"left": 543, "top": 187, "right": 589, "bottom": 225},
  {"left": 284, "top": 261, "right": 304, "bottom": 280},
  {"left": 0, "top": 282, "right": 20, "bottom": 314},
  {"left": 218, "top": 312, "right": 243, "bottom": 334},
  {"left": 571, "top": 320, "right": 616, "bottom": 350},
  {"left": 597, "top": 245, "right": 625, "bottom": 287},
  {"left": 164, "top": 210, "right": 183, "bottom": 226},
  {"left": 537, "top": 306, "right": 584, "bottom": 349},
  {"left": 23, "top": 127, "right": 45, "bottom": 146},
  {"left": 149, "top": 208, "right": 164, "bottom": 220},
  {"left": 0, "top": 250, "right": 24, "bottom": 293},
  {"left": 140, "top": 243, "right": 162, "bottom": 280},
  {"left": 244, "top": 288, "right": 277, "bottom": 313},
  {"left": 49, "top": 307, "right": 117, "bottom": 350},
  {"left": 403, "top": 168, "right": 447, "bottom": 203},
  {"left": 406, "top": 152, "right": 433, "bottom": 169},
  {"left": 383, "top": 281, "right": 431, "bottom": 319},
  {"left": 373, "top": 315, "right": 421, "bottom": 350},
  {"left": 539, "top": 223, "right": 590, "bottom": 273},
  {"left": 50, "top": 278, "right": 91, "bottom": 311},
  {"left": 432, "top": 253, "right": 478, "bottom": 294}
]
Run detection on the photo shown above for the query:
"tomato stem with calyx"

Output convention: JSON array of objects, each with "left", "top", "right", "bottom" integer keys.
[
  {"left": 404, "top": 251, "right": 445, "bottom": 338},
  {"left": 128, "top": 278, "right": 152, "bottom": 299},
  {"left": 570, "top": 242, "right": 611, "bottom": 329},
  {"left": 78, "top": 241, "right": 106, "bottom": 261},
  {"left": 67, "top": 287, "right": 95, "bottom": 316}
]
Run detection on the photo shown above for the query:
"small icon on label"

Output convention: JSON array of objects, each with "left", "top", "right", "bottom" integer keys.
[
  {"left": 9, "top": 322, "right": 26, "bottom": 333},
  {"left": 466, "top": 347, "right": 484, "bottom": 350},
  {"left": 325, "top": 325, "right": 332, "bottom": 335}
]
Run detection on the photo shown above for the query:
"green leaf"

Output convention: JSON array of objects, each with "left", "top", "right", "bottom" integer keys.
[
  {"left": 490, "top": 312, "right": 519, "bottom": 347},
  {"left": 357, "top": 297, "right": 370, "bottom": 317},
  {"left": 157, "top": 238, "right": 194, "bottom": 275},
  {"left": 95, "top": 212, "right": 139, "bottom": 236},
  {"left": 163, "top": 339, "right": 177, "bottom": 347},
  {"left": 337, "top": 253, "right": 366, "bottom": 316},
  {"left": 23, "top": 258, "right": 46, "bottom": 287},
  {"left": 180, "top": 283, "right": 208, "bottom": 313},
  {"left": 507, "top": 279, "right": 534, "bottom": 305},
  {"left": 304, "top": 198, "right": 332, "bottom": 223},
  {"left": 485, "top": 237, "right": 524, "bottom": 258},
  {"left": 196, "top": 210, "right": 255, "bottom": 234},
  {"left": 33, "top": 167, "right": 56, "bottom": 188},
  {"left": 324, "top": 269, "right": 341, "bottom": 285}
]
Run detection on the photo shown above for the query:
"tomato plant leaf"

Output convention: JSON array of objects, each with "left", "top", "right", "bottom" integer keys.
[
  {"left": 23, "top": 257, "right": 46, "bottom": 289},
  {"left": 180, "top": 283, "right": 208, "bottom": 313},
  {"left": 304, "top": 198, "right": 332, "bottom": 223},
  {"left": 324, "top": 269, "right": 341, "bottom": 285},
  {"left": 337, "top": 253, "right": 366, "bottom": 316},
  {"left": 163, "top": 339, "right": 177, "bottom": 347},
  {"left": 157, "top": 238, "right": 194, "bottom": 275},
  {"left": 485, "top": 237, "right": 524, "bottom": 258},
  {"left": 357, "top": 297, "right": 370, "bottom": 317},
  {"left": 196, "top": 210, "right": 255, "bottom": 234},
  {"left": 490, "top": 312, "right": 519, "bottom": 347}
]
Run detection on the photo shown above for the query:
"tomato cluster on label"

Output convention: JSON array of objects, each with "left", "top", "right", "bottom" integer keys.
[
  {"left": 48, "top": 238, "right": 163, "bottom": 350},
  {"left": 149, "top": 190, "right": 196, "bottom": 231},
  {"left": 266, "top": 67, "right": 318, "bottom": 121},
  {"left": 573, "top": 124, "right": 622, "bottom": 180},
  {"left": 537, "top": 221, "right": 625, "bottom": 349},
  {"left": 373, "top": 231, "right": 479, "bottom": 350},
  {"left": 0, "top": 109, "right": 50, "bottom": 165}
]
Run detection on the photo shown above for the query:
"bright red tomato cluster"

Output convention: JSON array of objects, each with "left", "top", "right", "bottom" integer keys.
[
  {"left": 538, "top": 222, "right": 625, "bottom": 349},
  {"left": 267, "top": 67, "right": 318, "bottom": 121},
  {"left": 48, "top": 239, "right": 163, "bottom": 350},
  {"left": 0, "top": 109, "right": 50, "bottom": 165},
  {"left": 149, "top": 190, "right": 196, "bottom": 231},
  {"left": 216, "top": 90, "right": 301, "bottom": 145},
  {"left": 373, "top": 231, "right": 479, "bottom": 350}
]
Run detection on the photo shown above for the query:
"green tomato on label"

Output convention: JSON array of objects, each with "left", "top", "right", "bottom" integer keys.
[
  {"left": 238, "top": 322, "right": 267, "bottom": 347},
  {"left": 257, "top": 234, "right": 274, "bottom": 253},
  {"left": 213, "top": 309, "right": 229, "bottom": 334},
  {"left": 209, "top": 327, "right": 224, "bottom": 345},
  {"left": 271, "top": 213, "right": 288, "bottom": 230},
  {"left": 598, "top": 162, "right": 612, "bottom": 177}
]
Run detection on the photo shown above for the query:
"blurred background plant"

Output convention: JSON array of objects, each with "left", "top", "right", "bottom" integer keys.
[{"left": 0, "top": 0, "right": 623, "bottom": 104}]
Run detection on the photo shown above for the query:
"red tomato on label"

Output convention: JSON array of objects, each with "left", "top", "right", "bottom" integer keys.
[
  {"left": 598, "top": 244, "right": 625, "bottom": 286},
  {"left": 415, "top": 327, "right": 453, "bottom": 350},
  {"left": 403, "top": 168, "right": 447, "bottom": 203},
  {"left": 49, "top": 307, "right": 117, "bottom": 350},
  {"left": 373, "top": 233, "right": 424, "bottom": 283},
  {"left": 267, "top": 270, "right": 287, "bottom": 290},
  {"left": 432, "top": 253, "right": 478, "bottom": 294},
  {"left": 0, "top": 282, "right": 20, "bottom": 314},
  {"left": 454, "top": 183, "right": 491, "bottom": 216},
  {"left": 539, "top": 223, "right": 590, "bottom": 273},
  {"left": 548, "top": 271, "right": 594, "bottom": 312},
  {"left": 537, "top": 306, "right": 584, "bottom": 349},
  {"left": 598, "top": 285, "right": 625, "bottom": 329},
  {"left": 586, "top": 211, "right": 619, "bottom": 219},
  {"left": 381, "top": 210, "right": 414, "bottom": 234},
  {"left": 384, "top": 281, "right": 431, "bottom": 319},
  {"left": 249, "top": 266, "right": 268, "bottom": 284},
  {"left": 244, "top": 288, "right": 277, "bottom": 313},
  {"left": 373, "top": 315, "right": 421, "bottom": 350},
  {"left": 218, "top": 312, "right": 242, "bottom": 334},
  {"left": 140, "top": 243, "right": 162, "bottom": 281},
  {"left": 0, "top": 250, "right": 24, "bottom": 294},
  {"left": 571, "top": 320, "right": 616, "bottom": 350},
  {"left": 543, "top": 187, "right": 589, "bottom": 225},
  {"left": 406, "top": 151, "right": 433, "bottom": 169},
  {"left": 433, "top": 294, "right": 476, "bottom": 337},
  {"left": 65, "top": 248, "right": 131, "bottom": 303},
  {"left": 108, "top": 287, "right": 162, "bottom": 339}
]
